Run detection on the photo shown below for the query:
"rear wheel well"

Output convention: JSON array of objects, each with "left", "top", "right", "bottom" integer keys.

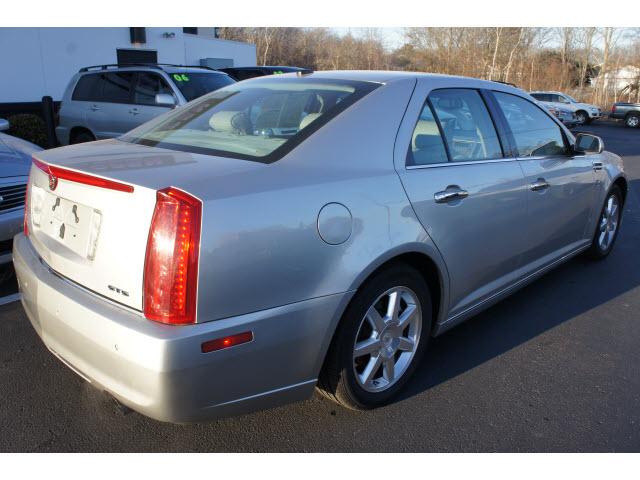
[
  {"left": 69, "top": 127, "right": 95, "bottom": 143},
  {"left": 351, "top": 253, "right": 443, "bottom": 334},
  {"left": 613, "top": 177, "right": 628, "bottom": 204}
]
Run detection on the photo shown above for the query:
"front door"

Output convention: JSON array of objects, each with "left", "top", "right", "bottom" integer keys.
[{"left": 492, "top": 91, "right": 596, "bottom": 271}]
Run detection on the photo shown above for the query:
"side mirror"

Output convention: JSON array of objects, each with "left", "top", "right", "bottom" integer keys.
[
  {"left": 155, "top": 93, "right": 176, "bottom": 108},
  {"left": 0, "top": 118, "right": 9, "bottom": 131},
  {"left": 574, "top": 133, "right": 604, "bottom": 154}
]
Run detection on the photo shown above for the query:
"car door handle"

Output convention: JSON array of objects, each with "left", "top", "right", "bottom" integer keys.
[
  {"left": 593, "top": 161, "right": 604, "bottom": 171},
  {"left": 530, "top": 179, "right": 550, "bottom": 192},
  {"left": 89, "top": 105, "right": 100, "bottom": 111},
  {"left": 129, "top": 108, "right": 140, "bottom": 115},
  {"left": 434, "top": 188, "right": 469, "bottom": 203}
]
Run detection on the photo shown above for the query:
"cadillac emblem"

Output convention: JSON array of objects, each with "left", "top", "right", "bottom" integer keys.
[{"left": 48, "top": 173, "right": 58, "bottom": 191}]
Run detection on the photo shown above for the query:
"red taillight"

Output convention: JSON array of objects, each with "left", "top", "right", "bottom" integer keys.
[
  {"left": 201, "top": 331, "right": 253, "bottom": 353},
  {"left": 143, "top": 187, "right": 202, "bottom": 325},
  {"left": 612, "top": 105, "right": 617, "bottom": 113},
  {"left": 23, "top": 166, "right": 31, "bottom": 236},
  {"left": 32, "top": 157, "right": 133, "bottom": 193}
]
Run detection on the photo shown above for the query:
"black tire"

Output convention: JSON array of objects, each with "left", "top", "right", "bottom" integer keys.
[
  {"left": 586, "top": 185, "right": 623, "bottom": 260},
  {"left": 625, "top": 113, "right": 640, "bottom": 128},
  {"left": 576, "top": 110, "right": 588, "bottom": 125},
  {"left": 318, "top": 263, "right": 432, "bottom": 410},
  {"left": 70, "top": 130, "right": 95, "bottom": 144}
]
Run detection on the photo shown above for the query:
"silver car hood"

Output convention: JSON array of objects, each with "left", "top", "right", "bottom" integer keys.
[{"left": 0, "top": 132, "right": 41, "bottom": 178}]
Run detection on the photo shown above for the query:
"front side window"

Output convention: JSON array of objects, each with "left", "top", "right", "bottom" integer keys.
[
  {"left": 494, "top": 91, "right": 567, "bottom": 157},
  {"left": 429, "top": 89, "right": 503, "bottom": 162},
  {"left": 170, "top": 72, "right": 235, "bottom": 102},
  {"left": 133, "top": 72, "right": 174, "bottom": 106},
  {"left": 407, "top": 102, "right": 448, "bottom": 166},
  {"left": 121, "top": 78, "right": 378, "bottom": 162}
]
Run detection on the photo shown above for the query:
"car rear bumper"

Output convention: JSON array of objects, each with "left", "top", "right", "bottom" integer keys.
[{"left": 13, "top": 233, "right": 349, "bottom": 423}]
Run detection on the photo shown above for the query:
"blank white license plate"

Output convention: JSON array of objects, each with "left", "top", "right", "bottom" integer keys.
[{"left": 39, "top": 191, "right": 101, "bottom": 259}]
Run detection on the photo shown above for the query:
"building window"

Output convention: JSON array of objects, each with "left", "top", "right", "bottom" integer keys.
[{"left": 183, "top": 28, "right": 198, "bottom": 35}]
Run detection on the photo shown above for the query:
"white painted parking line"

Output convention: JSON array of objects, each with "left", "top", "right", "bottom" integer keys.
[{"left": 0, "top": 293, "right": 21, "bottom": 306}]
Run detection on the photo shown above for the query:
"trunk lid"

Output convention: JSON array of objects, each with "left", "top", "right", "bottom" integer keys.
[{"left": 27, "top": 139, "right": 263, "bottom": 311}]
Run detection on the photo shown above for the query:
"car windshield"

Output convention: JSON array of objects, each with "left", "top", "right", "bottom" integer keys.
[
  {"left": 121, "top": 77, "right": 378, "bottom": 163},
  {"left": 564, "top": 94, "right": 578, "bottom": 103},
  {"left": 169, "top": 72, "right": 236, "bottom": 101}
]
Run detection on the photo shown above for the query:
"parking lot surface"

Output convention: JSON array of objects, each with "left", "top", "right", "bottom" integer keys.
[{"left": 1, "top": 121, "right": 639, "bottom": 452}]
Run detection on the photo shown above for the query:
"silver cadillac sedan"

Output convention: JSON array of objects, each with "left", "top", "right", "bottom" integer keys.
[{"left": 13, "top": 71, "right": 626, "bottom": 423}]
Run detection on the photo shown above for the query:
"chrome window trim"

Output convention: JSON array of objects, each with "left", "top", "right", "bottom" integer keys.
[{"left": 405, "top": 157, "right": 518, "bottom": 170}]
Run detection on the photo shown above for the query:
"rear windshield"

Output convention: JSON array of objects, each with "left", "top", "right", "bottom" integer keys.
[
  {"left": 121, "top": 78, "right": 378, "bottom": 163},
  {"left": 169, "top": 72, "right": 235, "bottom": 101}
]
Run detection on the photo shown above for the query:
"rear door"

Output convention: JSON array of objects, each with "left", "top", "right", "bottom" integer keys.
[
  {"left": 129, "top": 71, "right": 176, "bottom": 127},
  {"left": 84, "top": 72, "right": 136, "bottom": 139},
  {"left": 395, "top": 84, "right": 529, "bottom": 318},
  {"left": 492, "top": 91, "right": 596, "bottom": 270}
]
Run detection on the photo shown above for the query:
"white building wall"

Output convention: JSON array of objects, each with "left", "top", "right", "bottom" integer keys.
[{"left": 0, "top": 28, "right": 256, "bottom": 103}]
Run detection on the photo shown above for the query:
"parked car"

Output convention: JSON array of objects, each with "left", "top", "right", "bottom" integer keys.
[
  {"left": 56, "top": 64, "right": 235, "bottom": 145},
  {"left": 218, "top": 65, "right": 312, "bottom": 81},
  {"left": 14, "top": 72, "right": 626, "bottom": 423},
  {"left": 0, "top": 118, "right": 41, "bottom": 283},
  {"left": 609, "top": 102, "right": 640, "bottom": 127},
  {"left": 545, "top": 104, "right": 579, "bottom": 127},
  {"left": 530, "top": 91, "right": 601, "bottom": 125}
]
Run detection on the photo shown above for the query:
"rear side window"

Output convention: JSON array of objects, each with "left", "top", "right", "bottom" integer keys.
[
  {"left": 121, "top": 78, "right": 378, "bottom": 163},
  {"left": 407, "top": 102, "right": 448, "bottom": 166},
  {"left": 429, "top": 89, "right": 503, "bottom": 162},
  {"left": 133, "top": 72, "right": 174, "bottom": 106},
  {"left": 494, "top": 92, "right": 567, "bottom": 157},
  {"left": 72, "top": 74, "right": 102, "bottom": 101},
  {"left": 101, "top": 72, "right": 134, "bottom": 104}
]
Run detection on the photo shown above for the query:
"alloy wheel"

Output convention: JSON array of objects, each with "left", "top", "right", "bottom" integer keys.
[
  {"left": 352, "top": 286, "right": 422, "bottom": 393},
  {"left": 576, "top": 112, "right": 588, "bottom": 124},
  {"left": 598, "top": 194, "right": 620, "bottom": 251},
  {"left": 627, "top": 115, "right": 639, "bottom": 128}
]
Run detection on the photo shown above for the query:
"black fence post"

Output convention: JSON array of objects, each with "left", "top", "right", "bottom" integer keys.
[{"left": 41, "top": 96, "right": 57, "bottom": 149}]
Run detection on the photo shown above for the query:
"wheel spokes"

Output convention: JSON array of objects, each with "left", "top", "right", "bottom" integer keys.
[
  {"left": 354, "top": 338, "right": 382, "bottom": 359},
  {"left": 352, "top": 286, "right": 423, "bottom": 393},
  {"left": 382, "top": 357, "right": 395, "bottom": 382},
  {"left": 397, "top": 303, "right": 417, "bottom": 330},
  {"left": 397, "top": 336, "right": 415, "bottom": 352},
  {"left": 386, "top": 291, "right": 401, "bottom": 322},
  {"left": 366, "top": 305, "right": 386, "bottom": 333},
  {"left": 359, "top": 355, "right": 382, "bottom": 386}
]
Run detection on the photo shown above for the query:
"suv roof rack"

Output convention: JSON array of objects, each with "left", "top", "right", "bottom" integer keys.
[{"left": 78, "top": 63, "right": 218, "bottom": 73}]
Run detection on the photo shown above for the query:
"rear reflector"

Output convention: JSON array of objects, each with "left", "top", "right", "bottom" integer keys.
[
  {"left": 144, "top": 187, "right": 202, "bottom": 325},
  {"left": 33, "top": 158, "right": 134, "bottom": 193},
  {"left": 201, "top": 331, "right": 253, "bottom": 353}
]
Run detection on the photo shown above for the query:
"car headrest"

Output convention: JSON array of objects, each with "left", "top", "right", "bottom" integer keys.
[
  {"left": 299, "top": 113, "right": 322, "bottom": 130},
  {"left": 209, "top": 111, "right": 246, "bottom": 133}
]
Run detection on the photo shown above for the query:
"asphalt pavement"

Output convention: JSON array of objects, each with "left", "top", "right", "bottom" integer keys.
[{"left": 1, "top": 120, "right": 639, "bottom": 452}]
